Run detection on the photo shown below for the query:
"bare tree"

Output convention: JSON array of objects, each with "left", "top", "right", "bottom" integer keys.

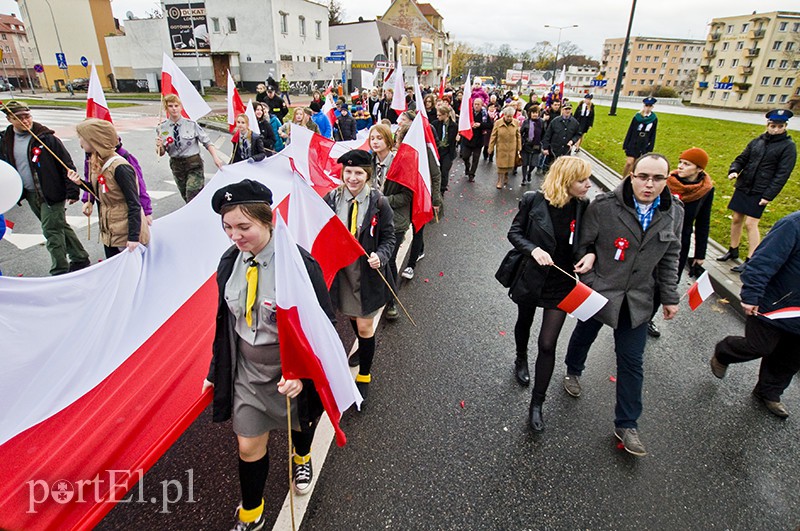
[{"left": 328, "top": 0, "right": 345, "bottom": 25}]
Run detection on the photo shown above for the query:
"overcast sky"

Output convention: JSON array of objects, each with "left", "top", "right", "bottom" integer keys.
[{"left": 1, "top": 0, "right": 798, "bottom": 59}]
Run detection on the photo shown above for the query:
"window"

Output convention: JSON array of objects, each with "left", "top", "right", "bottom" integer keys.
[
  {"left": 768, "top": 94, "right": 776, "bottom": 103},
  {"left": 280, "top": 12, "right": 288, "bottom": 34},
  {"left": 772, "top": 41, "right": 782, "bottom": 51},
  {"left": 761, "top": 76, "right": 770, "bottom": 85},
  {"left": 767, "top": 59, "right": 776, "bottom": 68},
  {"left": 0, "top": 34, "right": 5, "bottom": 41},
  {"left": 735, "top": 41, "right": 744, "bottom": 50},
  {"left": 787, "top": 78, "right": 795, "bottom": 87},
  {"left": 211, "top": 17, "right": 220, "bottom": 33},
  {"left": 655, "top": 44, "right": 662, "bottom": 50},
  {"left": 731, "top": 59, "right": 739, "bottom": 67},
  {"left": 649, "top": 79, "right": 654, "bottom": 85},
  {"left": 755, "top": 94, "right": 764, "bottom": 103},
  {"left": 280, "top": 54, "right": 292, "bottom": 61},
  {"left": 741, "top": 23, "right": 749, "bottom": 33},
  {"left": 665, "top": 45, "right": 671, "bottom": 50},
  {"left": 780, "top": 94, "right": 788, "bottom": 103},
  {"left": 645, "top": 56, "right": 650, "bottom": 62},
  {"left": 722, "top": 91, "right": 730, "bottom": 101},
  {"left": 708, "top": 90, "right": 715, "bottom": 99},
  {"left": 228, "top": 17, "right": 237, "bottom": 32},
  {"left": 722, "top": 42, "right": 729, "bottom": 51},
  {"left": 774, "top": 77, "right": 783, "bottom": 86},
  {"left": 651, "top": 68, "right": 656, "bottom": 73},
  {"left": 635, "top": 55, "right": 641, "bottom": 62},
  {"left": 637, "top": 43, "right": 644, "bottom": 49},
  {"left": 646, "top": 43, "right": 653, "bottom": 50},
  {"left": 633, "top": 67, "right": 639, "bottom": 73},
  {"left": 717, "top": 59, "right": 725, "bottom": 67},
  {"left": 726, "top": 25, "right": 733, "bottom": 34},
  {"left": 666, "top": 80, "right": 671, "bottom": 86},
  {"left": 794, "top": 22, "right": 800, "bottom": 32},
  {"left": 668, "top": 68, "right": 674, "bottom": 74},
  {"left": 299, "top": 16, "right": 305, "bottom": 37},
  {"left": 780, "top": 60, "right": 789, "bottom": 69},
  {"left": 631, "top": 79, "right": 637, "bottom": 85},
  {"left": 786, "top": 42, "right": 795, "bottom": 51},
  {"left": 779, "top": 22, "right": 788, "bottom": 31},
  {"left": 315, "top": 20, "right": 321, "bottom": 39}
]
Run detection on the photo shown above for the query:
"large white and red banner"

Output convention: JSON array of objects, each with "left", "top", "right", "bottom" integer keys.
[
  {"left": 161, "top": 53, "right": 211, "bottom": 121},
  {"left": 0, "top": 154, "right": 354, "bottom": 529},
  {"left": 86, "top": 63, "right": 111, "bottom": 122}
]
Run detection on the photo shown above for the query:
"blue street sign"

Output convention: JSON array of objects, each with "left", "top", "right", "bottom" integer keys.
[
  {"left": 590, "top": 79, "right": 608, "bottom": 87},
  {"left": 324, "top": 56, "right": 345, "bottom": 62},
  {"left": 329, "top": 51, "right": 346, "bottom": 57},
  {"left": 80, "top": 56, "right": 88, "bottom": 68},
  {"left": 336, "top": 44, "right": 346, "bottom": 51},
  {"left": 33, "top": 64, "right": 44, "bottom": 73},
  {"left": 713, "top": 82, "right": 733, "bottom": 90},
  {"left": 55, "top": 52, "right": 67, "bottom": 70}
]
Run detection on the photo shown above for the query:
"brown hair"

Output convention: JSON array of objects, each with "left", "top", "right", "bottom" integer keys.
[
  {"left": 369, "top": 124, "right": 394, "bottom": 151},
  {"left": 220, "top": 203, "right": 274, "bottom": 231},
  {"left": 338, "top": 164, "right": 374, "bottom": 192}
]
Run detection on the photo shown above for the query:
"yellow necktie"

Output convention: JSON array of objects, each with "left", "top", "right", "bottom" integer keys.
[
  {"left": 349, "top": 199, "right": 358, "bottom": 236},
  {"left": 245, "top": 258, "right": 258, "bottom": 327}
]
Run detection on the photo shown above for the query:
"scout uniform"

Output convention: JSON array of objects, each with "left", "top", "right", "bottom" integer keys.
[{"left": 157, "top": 117, "right": 213, "bottom": 203}]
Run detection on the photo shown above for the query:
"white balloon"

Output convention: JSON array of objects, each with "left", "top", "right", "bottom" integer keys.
[{"left": 0, "top": 158, "right": 22, "bottom": 214}]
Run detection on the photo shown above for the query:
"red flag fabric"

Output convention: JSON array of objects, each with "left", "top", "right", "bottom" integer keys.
[
  {"left": 161, "top": 52, "right": 211, "bottom": 121},
  {"left": 687, "top": 271, "right": 714, "bottom": 311},
  {"left": 386, "top": 113, "right": 433, "bottom": 231},
  {"left": 274, "top": 215, "right": 362, "bottom": 447},
  {"left": 557, "top": 281, "right": 609, "bottom": 321},
  {"left": 226, "top": 70, "right": 246, "bottom": 133},
  {"left": 86, "top": 63, "right": 111, "bottom": 122},
  {"left": 457, "top": 72, "right": 474, "bottom": 141}
]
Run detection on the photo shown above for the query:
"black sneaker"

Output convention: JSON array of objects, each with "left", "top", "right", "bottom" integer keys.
[
  {"left": 231, "top": 507, "right": 266, "bottom": 531},
  {"left": 647, "top": 321, "right": 661, "bottom": 338},
  {"left": 68, "top": 259, "right": 91, "bottom": 272},
  {"left": 292, "top": 457, "right": 313, "bottom": 495}
]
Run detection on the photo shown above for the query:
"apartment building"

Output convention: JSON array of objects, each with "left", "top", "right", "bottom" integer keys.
[{"left": 0, "top": 13, "right": 37, "bottom": 89}]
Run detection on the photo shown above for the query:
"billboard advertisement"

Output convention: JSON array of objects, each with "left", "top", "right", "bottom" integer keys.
[{"left": 166, "top": 3, "right": 210, "bottom": 57}]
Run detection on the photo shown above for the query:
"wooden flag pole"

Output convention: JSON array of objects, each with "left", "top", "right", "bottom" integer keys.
[
  {"left": 368, "top": 251, "right": 416, "bottom": 326},
  {"left": 285, "top": 395, "right": 297, "bottom": 531}
]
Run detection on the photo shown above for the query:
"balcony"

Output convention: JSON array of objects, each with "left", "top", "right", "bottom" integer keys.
[
  {"left": 738, "top": 65, "right": 753, "bottom": 76},
  {"left": 733, "top": 82, "right": 751, "bottom": 92},
  {"left": 699, "top": 64, "right": 712, "bottom": 74},
  {"left": 748, "top": 29, "right": 765, "bottom": 40},
  {"left": 745, "top": 48, "right": 760, "bottom": 58},
  {"left": 709, "top": 32, "right": 721, "bottom": 42},
  {"left": 703, "top": 49, "right": 717, "bottom": 59}
]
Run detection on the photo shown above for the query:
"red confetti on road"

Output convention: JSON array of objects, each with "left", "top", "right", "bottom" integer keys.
[
  {"left": 499, "top": 331, "right": 506, "bottom": 336},
  {"left": 609, "top": 375, "right": 617, "bottom": 382},
  {"left": 460, "top": 400, "right": 465, "bottom": 408},
  {"left": 424, "top": 278, "right": 430, "bottom": 283},
  {"left": 438, "top": 271, "right": 444, "bottom": 277}
]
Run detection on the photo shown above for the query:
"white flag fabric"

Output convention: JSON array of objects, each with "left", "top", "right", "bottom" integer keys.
[
  {"left": 161, "top": 52, "right": 211, "bottom": 121},
  {"left": 86, "top": 63, "right": 111, "bottom": 122},
  {"left": 557, "top": 281, "right": 609, "bottom": 321},
  {"left": 244, "top": 98, "right": 260, "bottom": 137},
  {"left": 361, "top": 70, "right": 376, "bottom": 89},
  {"left": 391, "top": 58, "right": 407, "bottom": 112},
  {"left": 458, "top": 71, "right": 474, "bottom": 140}
]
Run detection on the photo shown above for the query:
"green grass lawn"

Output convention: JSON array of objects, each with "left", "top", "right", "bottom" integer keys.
[
  {"left": 583, "top": 104, "right": 800, "bottom": 246},
  {"left": 9, "top": 98, "right": 135, "bottom": 109}
]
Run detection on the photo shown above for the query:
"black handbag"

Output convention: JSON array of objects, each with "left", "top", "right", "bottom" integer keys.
[{"left": 495, "top": 248, "right": 525, "bottom": 288}]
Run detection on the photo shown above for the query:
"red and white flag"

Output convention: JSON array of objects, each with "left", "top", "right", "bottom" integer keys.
[
  {"left": 390, "top": 58, "right": 406, "bottom": 113},
  {"left": 439, "top": 63, "right": 449, "bottom": 98},
  {"left": 86, "top": 63, "right": 111, "bottom": 122},
  {"left": 161, "top": 52, "right": 211, "bottom": 121},
  {"left": 283, "top": 125, "right": 342, "bottom": 196},
  {"left": 761, "top": 307, "right": 800, "bottom": 320},
  {"left": 276, "top": 176, "right": 364, "bottom": 287},
  {"left": 226, "top": 70, "right": 246, "bottom": 133},
  {"left": 687, "top": 271, "right": 715, "bottom": 311},
  {"left": 386, "top": 113, "right": 433, "bottom": 231},
  {"left": 457, "top": 72, "right": 474, "bottom": 140},
  {"left": 414, "top": 76, "right": 439, "bottom": 161},
  {"left": 274, "top": 215, "right": 362, "bottom": 447},
  {"left": 557, "top": 65, "right": 566, "bottom": 100},
  {"left": 324, "top": 76, "right": 335, "bottom": 96},
  {"left": 4, "top": 218, "right": 13, "bottom": 234},
  {"left": 244, "top": 98, "right": 259, "bottom": 137},
  {"left": 323, "top": 93, "right": 338, "bottom": 131},
  {"left": 557, "top": 281, "right": 609, "bottom": 321}
]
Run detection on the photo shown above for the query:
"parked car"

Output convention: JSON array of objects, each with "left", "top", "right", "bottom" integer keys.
[
  {"left": 71, "top": 78, "right": 89, "bottom": 91},
  {"left": 0, "top": 81, "right": 14, "bottom": 91}
]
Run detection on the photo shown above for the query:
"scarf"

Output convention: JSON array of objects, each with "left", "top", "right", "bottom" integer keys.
[{"left": 667, "top": 170, "right": 714, "bottom": 203}]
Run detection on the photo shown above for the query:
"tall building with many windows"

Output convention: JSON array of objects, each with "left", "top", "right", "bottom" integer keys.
[
  {"left": 691, "top": 11, "right": 800, "bottom": 110},
  {"left": 0, "top": 13, "right": 37, "bottom": 89},
  {"left": 597, "top": 36, "right": 704, "bottom": 99}
]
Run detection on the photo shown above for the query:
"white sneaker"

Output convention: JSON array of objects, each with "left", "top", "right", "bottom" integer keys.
[
  {"left": 417, "top": 252, "right": 425, "bottom": 261},
  {"left": 401, "top": 267, "right": 414, "bottom": 279}
]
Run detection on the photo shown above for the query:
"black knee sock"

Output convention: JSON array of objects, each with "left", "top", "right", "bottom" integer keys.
[
  {"left": 239, "top": 452, "right": 269, "bottom": 510},
  {"left": 349, "top": 318, "right": 358, "bottom": 335},
  {"left": 292, "top": 429, "right": 315, "bottom": 457},
  {"left": 357, "top": 335, "right": 376, "bottom": 376}
]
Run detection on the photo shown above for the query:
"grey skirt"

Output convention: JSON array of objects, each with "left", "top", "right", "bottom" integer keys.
[{"left": 232, "top": 336, "right": 300, "bottom": 437}]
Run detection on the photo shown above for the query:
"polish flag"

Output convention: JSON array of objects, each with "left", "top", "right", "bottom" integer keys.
[
  {"left": 414, "top": 75, "right": 439, "bottom": 161},
  {"left": 687, "top": 271, "right": 715, "bottom": 311},
  {"left": 557, "top": 65, "right": 566, "bottom": 100},
  {"left": 276, "top": 176, "right": 364, "bottom": 287},
  {"left": 86, "top": 63, "right": 111, "bottom": 122},
  {"left": 386, "top": 113, "right": 433, "bottom": 231},
  {"left": 4, "top": 218, "right": 13, "bottom": 234},
  {"left": 439, "top": 63, "right": 449, "bottom": 98},
  {"left": 324, "top": 76, "right": 335, "bottom": 96},
  {"left": 390, "top": 58, "right": 406, "bottom": 113},
  {"left": 457, "top": 72, "right": 474, "bottom": 141},
  {"left": 557, "top": 281, "right": 609, "bottom": 321},
  {"left": 0, "top": 158, "right": 296, "bottom": 530},
  {"left": 226, "top": 70, "right": 246, "bottom": 133},
  {"left": 323, "top": 93, "right": 338, "bottom": 130},
  {"left": 244, "top": 99, "right": 260, "bottom": 137},
  {"left": 274, "top": 215, "right": 362, "bottom": 447},
  {"left": 283, "top": 125, "right": 342, "bottom": 196},
  {"left": 761, "top": 307, "right": 800, "bottom": 320},
  {"left": 161, "top": 52, "right": 211, "bottom": 121}
]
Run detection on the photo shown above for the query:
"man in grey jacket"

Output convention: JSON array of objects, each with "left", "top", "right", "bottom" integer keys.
[
  {"left": 542, "top": 102, "right": 582, "bottom": 159},
  {"left": 562, "top": 153, "right": 683, "bottom": 457}
]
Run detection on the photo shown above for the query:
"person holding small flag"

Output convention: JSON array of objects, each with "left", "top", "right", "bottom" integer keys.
[
  {"left": 712, "top": 210, "right": 800, "bottom": 419},
  {"left": 203, "top": 180, "right": 335, "bottom": 530},
  {"left": 562, "top": 153, "right": 683, "bottom": 457},
  {"left": 324, "top": 150, "right": 396, "bottom": 402},
  {"left": 503, "top": 156, "right": 593, "bottom": 432}
]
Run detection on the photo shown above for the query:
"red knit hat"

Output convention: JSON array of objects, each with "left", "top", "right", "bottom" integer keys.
[{"left": 679, "top": 147, "right": 709, "bottom": 170}]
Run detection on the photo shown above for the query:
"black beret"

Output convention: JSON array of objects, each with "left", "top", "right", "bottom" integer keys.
[
  {"left": 211, "top": 179, "right": 273, "bottom": 213},
  {"left": 309, "top": 101, "right": 322, "bottom": 112},
  {"left": 336, "top": 149, "right": 372, "bottom": 168}
]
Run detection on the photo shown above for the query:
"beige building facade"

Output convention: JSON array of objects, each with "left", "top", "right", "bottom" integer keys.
[
  {"left": 598, "top": 36, "right": 704, "bottom": 99},
  {"left": 690, "top": 11, "right": 800, "bottom": 110}
]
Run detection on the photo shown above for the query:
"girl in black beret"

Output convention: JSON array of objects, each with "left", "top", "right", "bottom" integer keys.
[
  {"left": 205, "top": 179, "right": 336, "bottom": 529},
  {"left": 324, "top": 150, "right": 396, "bottom": 403}
]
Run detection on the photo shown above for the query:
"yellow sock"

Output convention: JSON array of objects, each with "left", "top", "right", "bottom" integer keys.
[
  {"left": 355, "top": 373, "right": 371, "bottom": 384},
  {"left": 293, "top": 452, "right": 311, "bottom": 465},
  {"left": 239, "top": 499, "right": 264, "bottom": 523}
]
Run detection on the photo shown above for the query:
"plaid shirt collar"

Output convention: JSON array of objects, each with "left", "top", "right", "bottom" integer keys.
[{"left": 633, "top": 195, "right": 661, "bottom": 231}]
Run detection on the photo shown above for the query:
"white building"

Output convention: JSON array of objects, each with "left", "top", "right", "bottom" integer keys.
[
  {"left": 565, "top": 65, "right": 599, "bottom": 91},
  {"left": 105, "top": 0, "right": 341, "bottom": 91},
  {"left": 329, "top": 19, "right": 413, "bottom": 88}
]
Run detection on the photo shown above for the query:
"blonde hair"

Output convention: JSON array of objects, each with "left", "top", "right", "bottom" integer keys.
[
  {"left": 163, "top": 94, "right": 181, "bottom": 109},
  {"left": 369, "top": 124, "right": 394, "bottom": 151},
  {"left": 541, "top": 156, "right": 592, "bottom": 208}
]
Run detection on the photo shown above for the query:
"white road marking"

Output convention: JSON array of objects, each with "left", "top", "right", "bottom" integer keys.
[
  {"left": 2, "top": 232, "right": 46, "bottom": 249},
  {"left": 147, "top": 190, "right": 176, "bottom": 199}
]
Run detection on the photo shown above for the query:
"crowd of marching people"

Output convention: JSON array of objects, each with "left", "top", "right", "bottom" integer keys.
[{"left": 0, "top": 70, "right": 797, "bottom": 530}]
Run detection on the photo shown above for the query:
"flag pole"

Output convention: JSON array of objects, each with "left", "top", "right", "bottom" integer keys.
[
  {"left": 156, "top": 95, "right": 163, "bottom": 160},
  {"left": 369, "top": 252, "right": 416, "bottom": 326},
  {"left": 551, "top": 263, "right": 578, "bottom": 283},
  {"left": 0, "top": 101, "right": 97, "bottom": 199},
  {"left": 285, "top": 395, "right": 297, "bottom": 531}
]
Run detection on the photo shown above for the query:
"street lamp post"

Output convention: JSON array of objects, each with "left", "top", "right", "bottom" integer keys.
[
  {"left": 544, "top": 24, "right": 578, "bottom": 86},
  {"left": 43, "top": 0, "right": 69, "bottom": 94},
  {"left": 609, "top": 0, "right": 638, "bottom": 116},
  {"left": 186, "top": 0, "right": 205, "bottom": 96}
]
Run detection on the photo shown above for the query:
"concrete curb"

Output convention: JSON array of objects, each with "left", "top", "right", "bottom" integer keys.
[{"left": 578, "top": 149, "right": 745, "bottom": 317}]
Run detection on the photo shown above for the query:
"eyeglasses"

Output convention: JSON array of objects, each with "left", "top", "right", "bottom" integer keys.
[{"left": 632, "top": 174, "right": 667, "bottom": 184}]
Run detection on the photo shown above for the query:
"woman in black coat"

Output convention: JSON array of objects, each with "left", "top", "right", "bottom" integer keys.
[
  {"left": 253, "top": 103, "right": 276, "bottom": 155},
  {"left": 505, "top": 156, "right": 593, "bottom": 432},
  {"left": 573, "top": 94, "right": 595, "bottom": 152},
  {"left": 324, "top": 150, "right": 396, "bottom": 403},
  {"left": 230, "top": 114, "right": 266, "bottom": 164},
  {"left": 204, "top": 180, "right": 334, "bottom": 529},
  {"left": 519, "top": 106, "right": 544, "bottom": 184},
  {"left": 432, "top": 103, "right": 458, "bottom": 194}
]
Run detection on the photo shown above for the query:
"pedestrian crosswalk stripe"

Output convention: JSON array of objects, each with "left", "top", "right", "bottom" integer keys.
[
  {"left": 2, "top": 232, "right": 46, "bottom": 250},
  {"left": 147, "top": 190, "right": 176, "bottom": 199}
]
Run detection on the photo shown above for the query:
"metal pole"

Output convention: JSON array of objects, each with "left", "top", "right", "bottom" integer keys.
[
  {"left": 609, "top": 0, "right": 637, "bottom": 116},
  {"left": 44, "top": 0, "right": 68, "bottom": 92},
  {"left": 18, "top": 41, "right": 36, "bottom": 94},
  {"left": 186, "top": 0, "right": 205, "bottom": 95},
  {"left": 20, "top": 0, "right": 48, "bottom": 91},
  {"left": 544, "top": 25, "right": 578, "bottom": 92}
]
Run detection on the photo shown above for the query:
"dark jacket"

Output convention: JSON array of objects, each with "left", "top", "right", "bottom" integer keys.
[
  {"left": 375, "top": 98, "right": 398, "bottom": 124},
  {"left": 208, "top": 244, "right": 335, "bottom": 426},
  {"left": 462, "top": 108, "right": 491, "bottom": 148},
  {"left": 334, "top": 113, "right": 358, "bottom": 141},
  {"left": 623, "top": 112, "right": 658, "bottom": 157},
  {"left": 325, "top": 188, "right": 397, "bottom": 314},
  {"left": 578, "top": 178, "right": 683, "bottom": 328},
  {"left": 432, "top": 118, "right": 458, "bottom": 158},
  {"left": 574, "top": 102, "right": 595, "bottom": 133},
  {"left": 1, "top": 122, "right": 78, "bottom": 205},
  {"left": 741, "top": 210, "right": 800, "bottom": 335},
  {"left": 265, "top": 94, "right": 288, "bottom": 121},
  {"left": 668, "top": 170, "right": 714, "bottom": 275},
  {"left": 230, "top": 132, "right": 266, "bottom": 164},
  {"left": 542, "top": 115, "right": 582, "bottom": 158},
  {"left": 256, "top": 118, "right": 277, "bottom": 154},
  {"left": 729, "top": 132, "right": 796, "bottom": 201},
  {"left": 520, "top": 118, "right": 544, "bottom": 153},
  {"left": 507, "top": 191, "right": 588, "bottom": 305}
]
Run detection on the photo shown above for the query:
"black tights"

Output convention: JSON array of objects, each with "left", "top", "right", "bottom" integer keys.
[{"left": 514, "top": 305, "right": 568, "bottom": 403}]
